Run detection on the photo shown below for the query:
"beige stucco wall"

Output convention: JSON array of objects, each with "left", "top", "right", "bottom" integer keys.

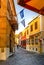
[{"left": 40, "top": 15, "right": 44, "bottom": 31}]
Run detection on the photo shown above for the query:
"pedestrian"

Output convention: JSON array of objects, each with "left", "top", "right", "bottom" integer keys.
[{"left": 17, "top": 44, "right": 19, "bottom": 49}]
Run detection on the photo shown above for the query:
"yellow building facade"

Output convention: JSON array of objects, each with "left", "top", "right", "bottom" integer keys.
[
  {"left": 15, "top": 34, "right": 19, "bottom": 46},
  {"left": 0, "top": 0, "right": 18, "bottom": 60},
  {"left": 20, "top": 15, "right": 44, "bottom": 54},
  {"left": 27, "top": 15, "right": 44, "bottom": 53},
  {"left": 26, "top": 26, "right": 30, "bottom": 51}
]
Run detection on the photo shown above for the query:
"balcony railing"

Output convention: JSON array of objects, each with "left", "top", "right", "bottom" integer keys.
[{"left": 7, "top": 0, "right": 18, "bottom": 31}]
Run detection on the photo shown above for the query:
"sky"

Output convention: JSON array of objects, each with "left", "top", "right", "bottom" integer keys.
[{"left": 14, "top": 0, "right": 39, "bottom": 34}]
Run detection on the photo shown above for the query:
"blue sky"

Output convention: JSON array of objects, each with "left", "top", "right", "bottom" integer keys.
[{"left": 14, "top": 0, "right": 39, "bottom": 34}]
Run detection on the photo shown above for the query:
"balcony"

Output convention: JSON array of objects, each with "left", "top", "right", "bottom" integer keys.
[{"left": 7, "top": 0, "right": 18, "bottom": 31}]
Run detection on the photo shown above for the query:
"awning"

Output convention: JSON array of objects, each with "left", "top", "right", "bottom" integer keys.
[
  {"left": 21, "top": 36, "right": 26, "bottom": 40},
  {"left": 18, "top": 0, "right": 44, "bottom": 15}
]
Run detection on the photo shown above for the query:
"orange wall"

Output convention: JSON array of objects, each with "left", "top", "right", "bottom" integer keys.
[
  {"left": 0, "top": 0, "right": 7, "bottom": 16},
  {"left": 0, "top": 0, "right": 11, "bottom": 47},
  {"left": 9, "top": 0, "right": 16, "bottom": 16}
]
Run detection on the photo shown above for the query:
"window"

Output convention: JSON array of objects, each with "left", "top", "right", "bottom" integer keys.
[
  {"left": 26, "top": 39, "right": 29, "bottom": 44},
  {"left": 33, "top": 48, "right": 34, "bottom": 50},
  {"left": 29, "top": 38, "right": 30, "bottom": 44},
  {"left": 31, "top": 37, "right": 34, "bottom": 45},
  {"left": 36, "top": 48, "right": 37, "bottom": 51},
  {"left": 21, "top": 40, "right": 26, "bottom": 44},
  {"left": 24, "top": 32, "right": 26, "bottom": 36},
  {"left": 30, "top": 25, "right": 33, "bottom": 31},
  {"left": 0, "top": 0, "right": 1, "bottom": 8},
  {"left": 35, "top": 22, "right": 37, "bottom": 29},
  {"left": 35, "top": 36, "right": 38, "bottom": 44},
  {"left": 27, "top": 30, "right": 28, "bottom": 34},
  {"left": 1, "top": 48, "right": 4, "bottom": 53}
]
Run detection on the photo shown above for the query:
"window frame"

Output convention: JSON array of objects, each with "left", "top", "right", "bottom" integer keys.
[
  {"left": 30, "top": 25, "right": 33, "bottom": 31},
  {"left": 29, "top": 38, "right": 30, "bottom": 44},
  {"left": 27, "top": 29, "right": 28, "bottom": 34},
  {"left": 35, "top": 36, "right": 38, "bottom": 44},
  {"left": 35, "top": 22, "right": 38, "bottom": 30},
  {"left": 31, "top": 37, "right": 34, "bottom": 45}
]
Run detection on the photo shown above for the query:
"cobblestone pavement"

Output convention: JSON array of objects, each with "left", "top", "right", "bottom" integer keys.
[{"left": 0, "top": 47, "right": 44, "bottom": 65}]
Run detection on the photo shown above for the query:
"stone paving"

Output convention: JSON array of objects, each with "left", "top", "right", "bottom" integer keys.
[{"left": 0, "top": 47, "right": 44, "bottom": 65}]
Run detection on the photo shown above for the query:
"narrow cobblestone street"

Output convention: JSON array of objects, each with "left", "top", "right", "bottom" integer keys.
[{"left": 0, "top": 47, "right": 44, "bottom": 65}]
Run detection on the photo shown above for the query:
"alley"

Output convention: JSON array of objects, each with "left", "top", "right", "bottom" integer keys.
[{"left": 0, "top": 47, "right": 44, "bottom": 65}]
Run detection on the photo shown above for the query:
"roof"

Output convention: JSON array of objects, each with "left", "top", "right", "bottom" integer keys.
[
  {"left": 28, "top": 15, "right": 39, "bottom": 25},
  {"left": 18, "top": 0, "right": 44, "bottom": 15}
]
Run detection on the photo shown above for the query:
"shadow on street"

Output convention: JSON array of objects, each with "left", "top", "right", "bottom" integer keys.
[{"left": 0, "top": 47, "right": 44, "bottom": 65}]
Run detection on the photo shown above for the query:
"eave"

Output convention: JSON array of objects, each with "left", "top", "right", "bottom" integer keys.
[{"left": 18, "top": 0, "right": 44, "bottom": 15}]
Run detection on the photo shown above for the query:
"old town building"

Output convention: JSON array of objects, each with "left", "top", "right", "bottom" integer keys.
[
  {"left": 19, "top": 15, "right": 44, "bottom": 54},
  {"left": 0, "top": 0, "right": 18, "bottom": 60},
  {"left": 28, "top": 15, "right": 44, "bottom": 53}
]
